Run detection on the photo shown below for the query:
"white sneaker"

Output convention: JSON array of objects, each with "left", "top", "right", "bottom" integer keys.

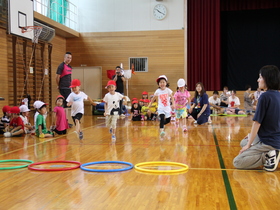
[
  {"left": 112, "top": 135, "right": 116, "bottom": 142},
  {"left": 4, "top": 132, "right": 12, "bottom": 137},
  {"left": 194, "top": 120, "right": 197, "bottom": 124},
  {"left": 264, "top": 150, "right": 280, "bottom": 172}
]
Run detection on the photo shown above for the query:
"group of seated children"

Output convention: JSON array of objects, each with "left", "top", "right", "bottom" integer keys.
[
  {"left": 209, "top": 88, "right": 246, "bottom": 115},
  {"left": 130, "top": 91, "right": 158, "bottom": 121},
  {"left": 0, "top": 95, "right": 69, "bottom": 139}
]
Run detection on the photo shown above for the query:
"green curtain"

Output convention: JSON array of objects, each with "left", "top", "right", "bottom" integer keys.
[{"left": 48, "top": 0, "right": 68, "bottom": 25}]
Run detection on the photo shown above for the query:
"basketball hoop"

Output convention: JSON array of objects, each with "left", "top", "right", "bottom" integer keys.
[{"left": 21, "top": 26, "right": 43, "bottom": 43}]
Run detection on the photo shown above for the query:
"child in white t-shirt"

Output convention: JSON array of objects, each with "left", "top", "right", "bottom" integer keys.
[
  {"left": 149, "top": 75, "right": 174, "bottom": 136},
  {"left": 227, "top": 90, "right": 245, "bottom": 115},
  {"left": 66, "top": 79, "right": 96, "bottom": 140},
  {"left": 208, "top": 90, "right": 222, "bottom": 114},
  {"left": 19, "top": 105, "right": 34, "bottom": 134},
  {"left": 103, "top": 80, "right": 127, "bottom": 141}
]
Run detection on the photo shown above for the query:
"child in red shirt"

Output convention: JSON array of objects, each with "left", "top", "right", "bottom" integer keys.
[{"left": 4, "top": 106, "right": 24, "bottom": 137}]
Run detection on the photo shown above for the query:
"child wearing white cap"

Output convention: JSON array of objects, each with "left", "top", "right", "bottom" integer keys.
[
  {"left": 174, "top": 78, "right": 191, "bottom": 132},
  {"left": 34, "top": 101, "right": 53, "bottom": 138},
  {"left": 149, "top": 75, "right": 174, "bottom": 136},
  {"left": 19, "top": 105, "right": 34, "bottom": 134}
]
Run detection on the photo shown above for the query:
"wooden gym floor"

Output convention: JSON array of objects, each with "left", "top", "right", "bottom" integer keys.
[{"left": 0, "top": 114, "right": 280, "bottom": 210}]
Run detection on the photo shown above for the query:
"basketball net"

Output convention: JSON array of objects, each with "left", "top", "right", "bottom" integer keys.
[{"left": 21, "top": 26, "right": 43, "bottom": 43}]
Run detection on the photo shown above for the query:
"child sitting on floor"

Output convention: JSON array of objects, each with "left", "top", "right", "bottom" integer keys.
[{"left": 4, "top": 106, "right": 24, "bottom": 137}]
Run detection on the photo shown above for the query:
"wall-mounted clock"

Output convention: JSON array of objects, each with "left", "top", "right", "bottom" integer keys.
[{"left": 153, "top": 4, "right": 167, "bottom": 20}]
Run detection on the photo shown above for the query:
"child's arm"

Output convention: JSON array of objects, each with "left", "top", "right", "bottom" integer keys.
[
  {"left": 170, "top": 94, "right": 175, "bottom": 110},
  {"left": 122, "top": 96, "right": 127, "bottom": 105},
  {"left": 87, "top": 96, "right": 97, "bottom": 106},
  {"left": 148, "top": 96, "right": 156, "bottom": 107},
  {"left": 52, "top": 111, "right": 56, "bottom": 127},
  {"left": 10, "top": 125, "right": 22, "bottom": 133},
  {"left": 104, "top": 102, "right": 108, "bottom": 116}
]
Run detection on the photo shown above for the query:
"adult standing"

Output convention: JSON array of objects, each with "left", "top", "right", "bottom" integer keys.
[
  {"left": 56, "top": 52, "right": 72, "bottom": 107},
  {"left": 112, "top": 66, "right": 126, "bottom": 115}
]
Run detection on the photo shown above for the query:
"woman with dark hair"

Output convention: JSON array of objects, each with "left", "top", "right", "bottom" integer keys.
[
  {"left": 234, "top": 65, "right": 280, "bottom": 172},
  {"left": 189, "top": 82, "right": 210, "bottom": 125}
]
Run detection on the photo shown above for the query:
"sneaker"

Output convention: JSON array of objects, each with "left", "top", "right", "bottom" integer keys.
[
  {"left": 264, "top": 150, "right": 280, "bottom": 172},
  {"left": 194, "top": 120, "right": 197, "bottom": 124},
  {"left": 112, "top": 135, "right": 116, "bottom": 142},
  {"left": 79, "top": 132, "right": 83, "bottom": 140},
  {"left": 4, "top": 132, "right": 11, "bottom": 137},
  {"left": 109, "top": 128, "right": 112, "bottom": 134},
  {"left": 160, "top": 130, "right": 165, "bottom": 136},
  {"left": 183, "top": 126, "right": 187, "bottom": 132},
  {"left": 68, "top": 123, "right": 73, "bottom": 128},
  {"left": 208, "top": 120, "right": 212, "bottom": 124}
]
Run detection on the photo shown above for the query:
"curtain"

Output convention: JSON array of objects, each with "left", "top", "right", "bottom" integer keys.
[
  {"left": 48, "top": 0, "right": 68, "bottom": 25},
  {"left": 187, "top": 0, "right": 221, "bottom": 91}
]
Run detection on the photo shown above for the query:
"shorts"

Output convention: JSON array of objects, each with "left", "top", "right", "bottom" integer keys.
[
  {"left": 175, "top": 108, "right": 187, "bottom": 119},
  {"left": 54, "top": 129, "right": 67, "bottom": 135},
  {"left": 158, "top": 109, "right": 171, "bottom": 118},
  {"left": 72, "top": 113, "right": 83, "bottom": 125},
  {"left": 106, "top": 115, "right": 119, "bottom": 129}
]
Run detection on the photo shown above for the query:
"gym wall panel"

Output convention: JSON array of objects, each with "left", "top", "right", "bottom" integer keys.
[
  {"left": 0, "top": 28, "right": 8, "bottom": 108},
  {"left": 66, "top": 30, "right": 185, "bottom": 99},
  {"left": 50, "top": 35, "right": 67, "bottom": 108}
]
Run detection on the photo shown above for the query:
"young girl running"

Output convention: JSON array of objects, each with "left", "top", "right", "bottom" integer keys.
[
  {"left": 174, "top": 79, "right": 191, "bottom": 132},
  {"left": 149, "top": 75, "right": 174, "bottom": 136}
]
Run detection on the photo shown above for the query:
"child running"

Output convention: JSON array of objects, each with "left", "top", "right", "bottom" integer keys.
[
  {"left": 103, "top": 80, "right": 127, "bottom": 141},
  {"left": 149, "top": 75, "right": 174, "bottom": 136},
  {"left": 66, "top": 79, "right": 96, "bottom": 140},
  {"left": 174, "top": 78, "right": 190, "bottom": 132}
]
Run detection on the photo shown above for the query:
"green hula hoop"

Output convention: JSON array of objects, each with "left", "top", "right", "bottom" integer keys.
[
  {"left": 0, "top": 159, "right": 34, "bottom": 170},
  {"left": 134, "top": 161, "right": 188, "bottom": 174}
]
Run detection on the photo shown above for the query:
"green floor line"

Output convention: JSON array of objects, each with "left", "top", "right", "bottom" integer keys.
[{"left": 213, "top": 128, "right": 237, "bottom": 210}]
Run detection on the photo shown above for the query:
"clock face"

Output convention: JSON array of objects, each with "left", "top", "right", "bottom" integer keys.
[{"left": 153, "top": 4, "right": 167, "bottom": 20}]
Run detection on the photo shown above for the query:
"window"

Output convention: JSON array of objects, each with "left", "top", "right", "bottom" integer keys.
[{"left": 129, "top": 57, "right": 148, "bottom": 72}]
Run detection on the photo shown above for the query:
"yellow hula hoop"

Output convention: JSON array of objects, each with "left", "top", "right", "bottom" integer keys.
[{"left": 134, "top": 161, "right": 188, "bottom": 174}]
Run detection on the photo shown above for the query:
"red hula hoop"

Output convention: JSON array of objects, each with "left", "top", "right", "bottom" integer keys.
[{"left": 28, "top": 160, "right": 81, "bottom": 171}]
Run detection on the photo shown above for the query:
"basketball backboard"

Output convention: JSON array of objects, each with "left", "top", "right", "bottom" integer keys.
[{"left": 8, "top": 0, "right": 34, "bottom": 40}]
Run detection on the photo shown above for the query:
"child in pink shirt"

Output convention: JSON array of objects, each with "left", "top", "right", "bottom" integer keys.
[
  {"left": 174, "top": 79, "right": 191, "bottom": 132},
  {"left": 52, "top": 95, "right": 69, "bottom": 135}
]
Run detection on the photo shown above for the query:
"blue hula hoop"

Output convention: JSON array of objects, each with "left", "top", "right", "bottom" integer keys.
[{"left": 80, "top": 161, "right": 133, "bottom": 172}]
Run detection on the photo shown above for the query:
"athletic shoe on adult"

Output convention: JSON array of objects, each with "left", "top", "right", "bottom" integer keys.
[{"left": 264, "top": 150, "right": 280, "bottom": 172}]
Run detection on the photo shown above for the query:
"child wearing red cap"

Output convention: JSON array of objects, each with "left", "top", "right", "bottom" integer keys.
[
  {"left": 130, "top": 100, "right": 141, "bottom": 121},
  {"left": 142, "top": 91, "right": 149, "bottom": 99},
  {"left": 51, "top": 95, "right": 69, "bottom": 135},
  {"left": 66, "top": 79, "right": 96, "bottom": 140},
  {"left": 141, "top": 99, "right": 152, "bottom": 120},
  {"left": 103, "top": 80, "right": 127, "bottom": 141},
  {"left": 4, "top": 106, "right": 24, "bottom": 137},
  {"left": 0, "top": 105, "right": 11, "bottom": 135}
]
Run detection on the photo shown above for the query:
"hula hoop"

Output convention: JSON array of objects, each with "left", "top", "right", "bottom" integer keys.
[
  {"left": 80, "top": 161, "right": 133, "bottom": 172},
  {"left": 28, "top": 160, "right": 81, "bottom": 171},
  {"left": 134, "top": 161, "right": 188, "bottom": 174},
  {"left": 0, "top": 159, "right": 34, "bottom": 170}
]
